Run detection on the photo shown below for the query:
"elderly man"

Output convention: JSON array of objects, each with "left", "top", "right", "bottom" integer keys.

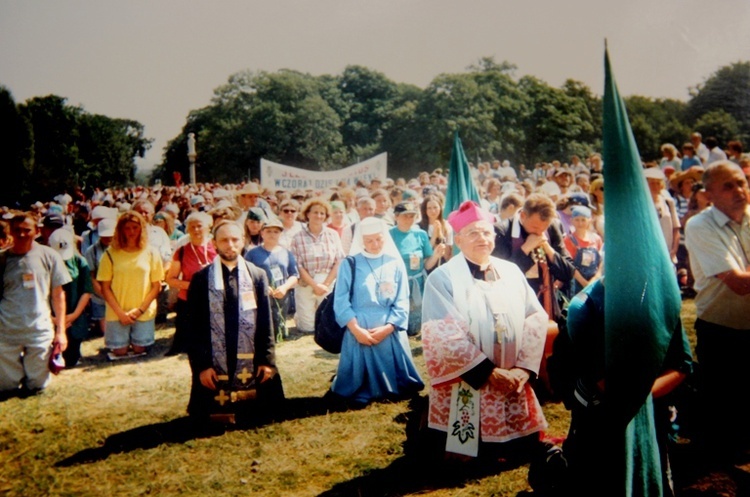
[
  {"left": 186, "top": 220, "right": 284, "bottom": 425},
  {"left": 420, "top": 201, "right": 562, "bottom": 483},
  {"left": 685, "top": 161, "right": 750, "bottom": 462},
  {"left": 0, "top": 213, "right": 71, "bottom": 396}
]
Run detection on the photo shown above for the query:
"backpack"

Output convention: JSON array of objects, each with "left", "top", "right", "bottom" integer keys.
[
  {"left": 569, "top": 235, "right": 601, "bottom": 280},
  {"left": 314, "top": 256, "right": 355, "bottom": 354}
]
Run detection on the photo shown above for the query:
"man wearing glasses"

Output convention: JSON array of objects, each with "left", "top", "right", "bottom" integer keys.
[{"left": 419, "top": 201, "right": 563, "bottom": 492}]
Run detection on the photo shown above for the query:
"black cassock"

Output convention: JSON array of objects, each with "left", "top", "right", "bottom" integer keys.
[{"left": 186, "top": 260, "right": 284, "bottom": 423}]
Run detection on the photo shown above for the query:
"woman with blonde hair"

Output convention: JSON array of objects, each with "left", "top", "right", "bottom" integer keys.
[
  {"left": 659, "top": 143, "right": 681, "bottom": 171},
  {"left": 97, "top": 211, "right": 164, "bottom": 358}
]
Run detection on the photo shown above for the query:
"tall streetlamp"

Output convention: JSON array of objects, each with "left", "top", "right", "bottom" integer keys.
[{"left": 187, "top": 133, "right": 197, "bottom": 185}]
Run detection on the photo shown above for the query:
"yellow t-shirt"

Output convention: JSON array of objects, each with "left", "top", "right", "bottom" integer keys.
[{"left": 97, "top": 246, "right": 164, "bottom": 322}]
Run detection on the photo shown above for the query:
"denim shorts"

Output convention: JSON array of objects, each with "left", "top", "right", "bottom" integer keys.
[
  {"left": 90, "top": 300, "right": 106, "bottom": 320},
  {"left": 105, "top": 319, "right": 155, "bottom": 349}
]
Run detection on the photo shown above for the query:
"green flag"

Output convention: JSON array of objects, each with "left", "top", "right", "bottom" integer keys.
[
  {"left": 444, "top": 130, "right": 480, "bottom": 218},
  {"left": 603, "top": 46, "right": 681, "bottom": 495}
]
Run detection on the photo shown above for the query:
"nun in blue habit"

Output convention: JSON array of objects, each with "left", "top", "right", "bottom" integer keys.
[{"left": 329, "top": 216, "right": 424, "bottom": 406}]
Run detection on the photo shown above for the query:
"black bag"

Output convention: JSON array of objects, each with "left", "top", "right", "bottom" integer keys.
[{"left": 314, "top": 256, "right": 355, "bottom": 354}]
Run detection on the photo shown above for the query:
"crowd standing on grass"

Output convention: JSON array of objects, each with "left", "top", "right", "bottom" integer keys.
[{"left": 1, "top": 133, "right": 749, "bottom": 490}]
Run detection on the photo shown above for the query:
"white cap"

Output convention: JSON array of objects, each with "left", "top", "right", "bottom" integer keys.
[
  {"left": 91, "top": 205, "right": 111, "bottom": 220},
  {"left": 643, "top": 167, "right": 666, "bottom": 181},
  {"left": 48, "top": 228, "right": 75, "bottom": 260},
  {"left": 98, "top": 218, "right": 117, "bottom": 237}
]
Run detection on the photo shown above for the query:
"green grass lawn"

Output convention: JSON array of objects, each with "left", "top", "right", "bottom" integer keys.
[{"left": 0, "top": 301, "right": 702, "bottom": 496}]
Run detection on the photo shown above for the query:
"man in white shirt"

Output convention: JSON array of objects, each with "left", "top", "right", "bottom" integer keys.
[
  {"left": 685, "top": 161, "right": 750, "bottom": 462},
  {"left": 690, "top": 132, "right": 710, "bottom": 164}
]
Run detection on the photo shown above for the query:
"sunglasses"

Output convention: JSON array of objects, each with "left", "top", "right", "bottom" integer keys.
[{"left": 282, "top": 209, "right": 297, "bottom": 213}]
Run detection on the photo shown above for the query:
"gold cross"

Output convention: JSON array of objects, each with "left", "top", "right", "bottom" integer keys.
[
  {"left": 214, "top": 389, "right": 230, "bottom": 406},
  {"left": 237, "top": 367, "right": 253, "bottom": 384}
]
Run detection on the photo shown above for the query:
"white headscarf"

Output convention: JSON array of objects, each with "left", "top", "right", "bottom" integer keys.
[{"left": 350, "top": 217, "right": 405, "bottom": 268}]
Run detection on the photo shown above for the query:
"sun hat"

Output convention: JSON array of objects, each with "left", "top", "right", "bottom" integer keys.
[{"left": 98, "top": 217, "right": 117, "bottom": 237}]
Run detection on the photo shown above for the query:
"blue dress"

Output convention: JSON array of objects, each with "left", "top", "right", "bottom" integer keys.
[{"left": 331, "top": 252, "right": 424, "bottom": 403}]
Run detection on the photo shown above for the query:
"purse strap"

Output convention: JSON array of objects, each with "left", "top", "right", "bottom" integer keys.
[{"left": 347, "top": 256, "right": 355, "bottom": 300}]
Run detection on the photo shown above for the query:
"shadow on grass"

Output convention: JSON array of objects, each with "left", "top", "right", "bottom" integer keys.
[
  {"left": 317, "top": 395, "right": 531, "bottom": 497},
  {"left": 55, "top": 395, "right": 343, "bottom": 468}
]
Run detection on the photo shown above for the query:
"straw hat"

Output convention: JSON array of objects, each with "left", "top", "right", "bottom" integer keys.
[{"left": 669, "top": 166, "right": 705, "bottom": 190}]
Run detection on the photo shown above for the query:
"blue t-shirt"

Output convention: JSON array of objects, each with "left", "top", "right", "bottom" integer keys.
[
  {"left": 389, "top": 225, "right": 433, "bottom": 279},
  {"left": 245, "top": 245, "right": 299, "bottom": 289}
]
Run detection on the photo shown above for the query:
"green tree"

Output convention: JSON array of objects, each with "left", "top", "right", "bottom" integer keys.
[
  {"left": 20, "top": 95, "right": 82, "bottom": 201},
  {"left": 688, "top": 61, "right": 750, "bottom": 142},
  {"left": 624, "top": 96, "right": 690, "bottom": 160},
  {"left": 0, "top": 87, "right": 34, "bottom": 206},
  {"left": 516, "top": 76, "right": 595, "bottom": 165},
  {"left": 337, "top": 65, "right": 397, "bottom": 153},
  {"left": 159, "top": 70, "right": 345, "bottom": 184},
  {"left": 77, "top": 114, "right": 150, "bottom": 188},
  {"left": 693, "top": 109, "right": 742, "bottom": 146}
]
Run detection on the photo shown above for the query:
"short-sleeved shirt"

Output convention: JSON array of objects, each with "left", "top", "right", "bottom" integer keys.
[
  {"left": 0, "top": 242, "right": 72, "bottom": 336},
  {"left": 173, "top": 242, "right": 217, "bottom": 300},
  {"left": 389, "top": 225, "right": 433, "bottom": 279},
  {"left": 279, "top": 222, "right": 303, "bottom": 250},
  {"left": 97, "top": 246, "right": 164, "bottom": 321},
  {"left": 84, "top": 240, "right": 108, "bottom": 305},
  {"left": 62, "top": 254, "right": 95, "bottom": 340},
  {"left": 245, "top": 245, "right": 299, "bottom": 289},
  {"left": 654, "top": 194, "right": 681, "bottom": 251},
  {"left": 685, "top": 206, "right": 750, "bottom": 329},
  {"left": 290, "top": 225, "right": 344, "bottom": 278}
]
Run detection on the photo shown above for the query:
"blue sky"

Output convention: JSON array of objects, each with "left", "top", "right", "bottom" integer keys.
[{"left": 1, "top": 0, "right": 748, "bottom": 171}]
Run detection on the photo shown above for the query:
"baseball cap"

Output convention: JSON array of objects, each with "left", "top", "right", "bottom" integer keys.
[
  {"left": 48, "top": 228, "right": 75, "bottom": 260},
  {"left": 43, "top": 213, "right": 65, "bottom": 229},
  {"left": 393, "top": 201, "right": 418, "bottom": 215},
  {"left": 261, "top": 218, "right": 284, "bottom": 230}
]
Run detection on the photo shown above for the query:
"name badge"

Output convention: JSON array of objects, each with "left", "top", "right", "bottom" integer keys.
[
  {"left": 409, "top": 253, "right": 420, "bottom": 271},
  {"left": 270, "top": 266, "right": 284, "bottom": 285},
  {"left": 378, "top": 281, "right": 396, "bottom": 300},
  {"left": 313, "top": 243, "right": 324, "bottom": 259},
  {"left": 241, "top": 290, "right": 257, "bottom": 311},
  {"left": 580, "top": 251, "right": 594, "bottom": 267},
  {"left": 23, "top": 272, "right": 35, "bottom": 289}
]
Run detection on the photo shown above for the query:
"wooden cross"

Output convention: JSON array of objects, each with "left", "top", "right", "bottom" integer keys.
[
  {"left": 237, "top": 367, "right": 253, "bottom": 384},
  {"left": 214, "top": 389, "right": 230, "bottom": 406}
]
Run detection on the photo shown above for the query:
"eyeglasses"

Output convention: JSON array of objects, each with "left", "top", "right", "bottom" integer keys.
[
  {"left": 282, "top": 209, "right": 297, "bottom": 214},
  {"left": 461, "top": 229, "right": 495, "bottom": 242}
]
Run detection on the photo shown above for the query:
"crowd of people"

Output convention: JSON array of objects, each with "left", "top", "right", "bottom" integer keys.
[{"left": 1, "top": 131, "right": 749, "bottom": 494}]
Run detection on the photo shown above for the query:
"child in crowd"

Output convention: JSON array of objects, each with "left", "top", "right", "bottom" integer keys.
[
  {"left": 48, "top": 228, "right": 94, "bottom": 367},
  {"left": 563, "top": 206, "right": 603, "bottom": 296}
]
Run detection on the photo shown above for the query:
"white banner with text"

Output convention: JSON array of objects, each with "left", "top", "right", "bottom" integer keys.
[{"left": 260, "top": 153, "right": 388, "bottom": 191}]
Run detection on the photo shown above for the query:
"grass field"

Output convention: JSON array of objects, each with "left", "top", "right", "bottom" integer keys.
[{"left": 0, "top": 299, "right": 731, "bottom": 497}]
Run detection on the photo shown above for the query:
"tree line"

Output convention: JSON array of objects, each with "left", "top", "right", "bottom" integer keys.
[{"left": 2, "top": 57, "right": 748, "bottom": 206}]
